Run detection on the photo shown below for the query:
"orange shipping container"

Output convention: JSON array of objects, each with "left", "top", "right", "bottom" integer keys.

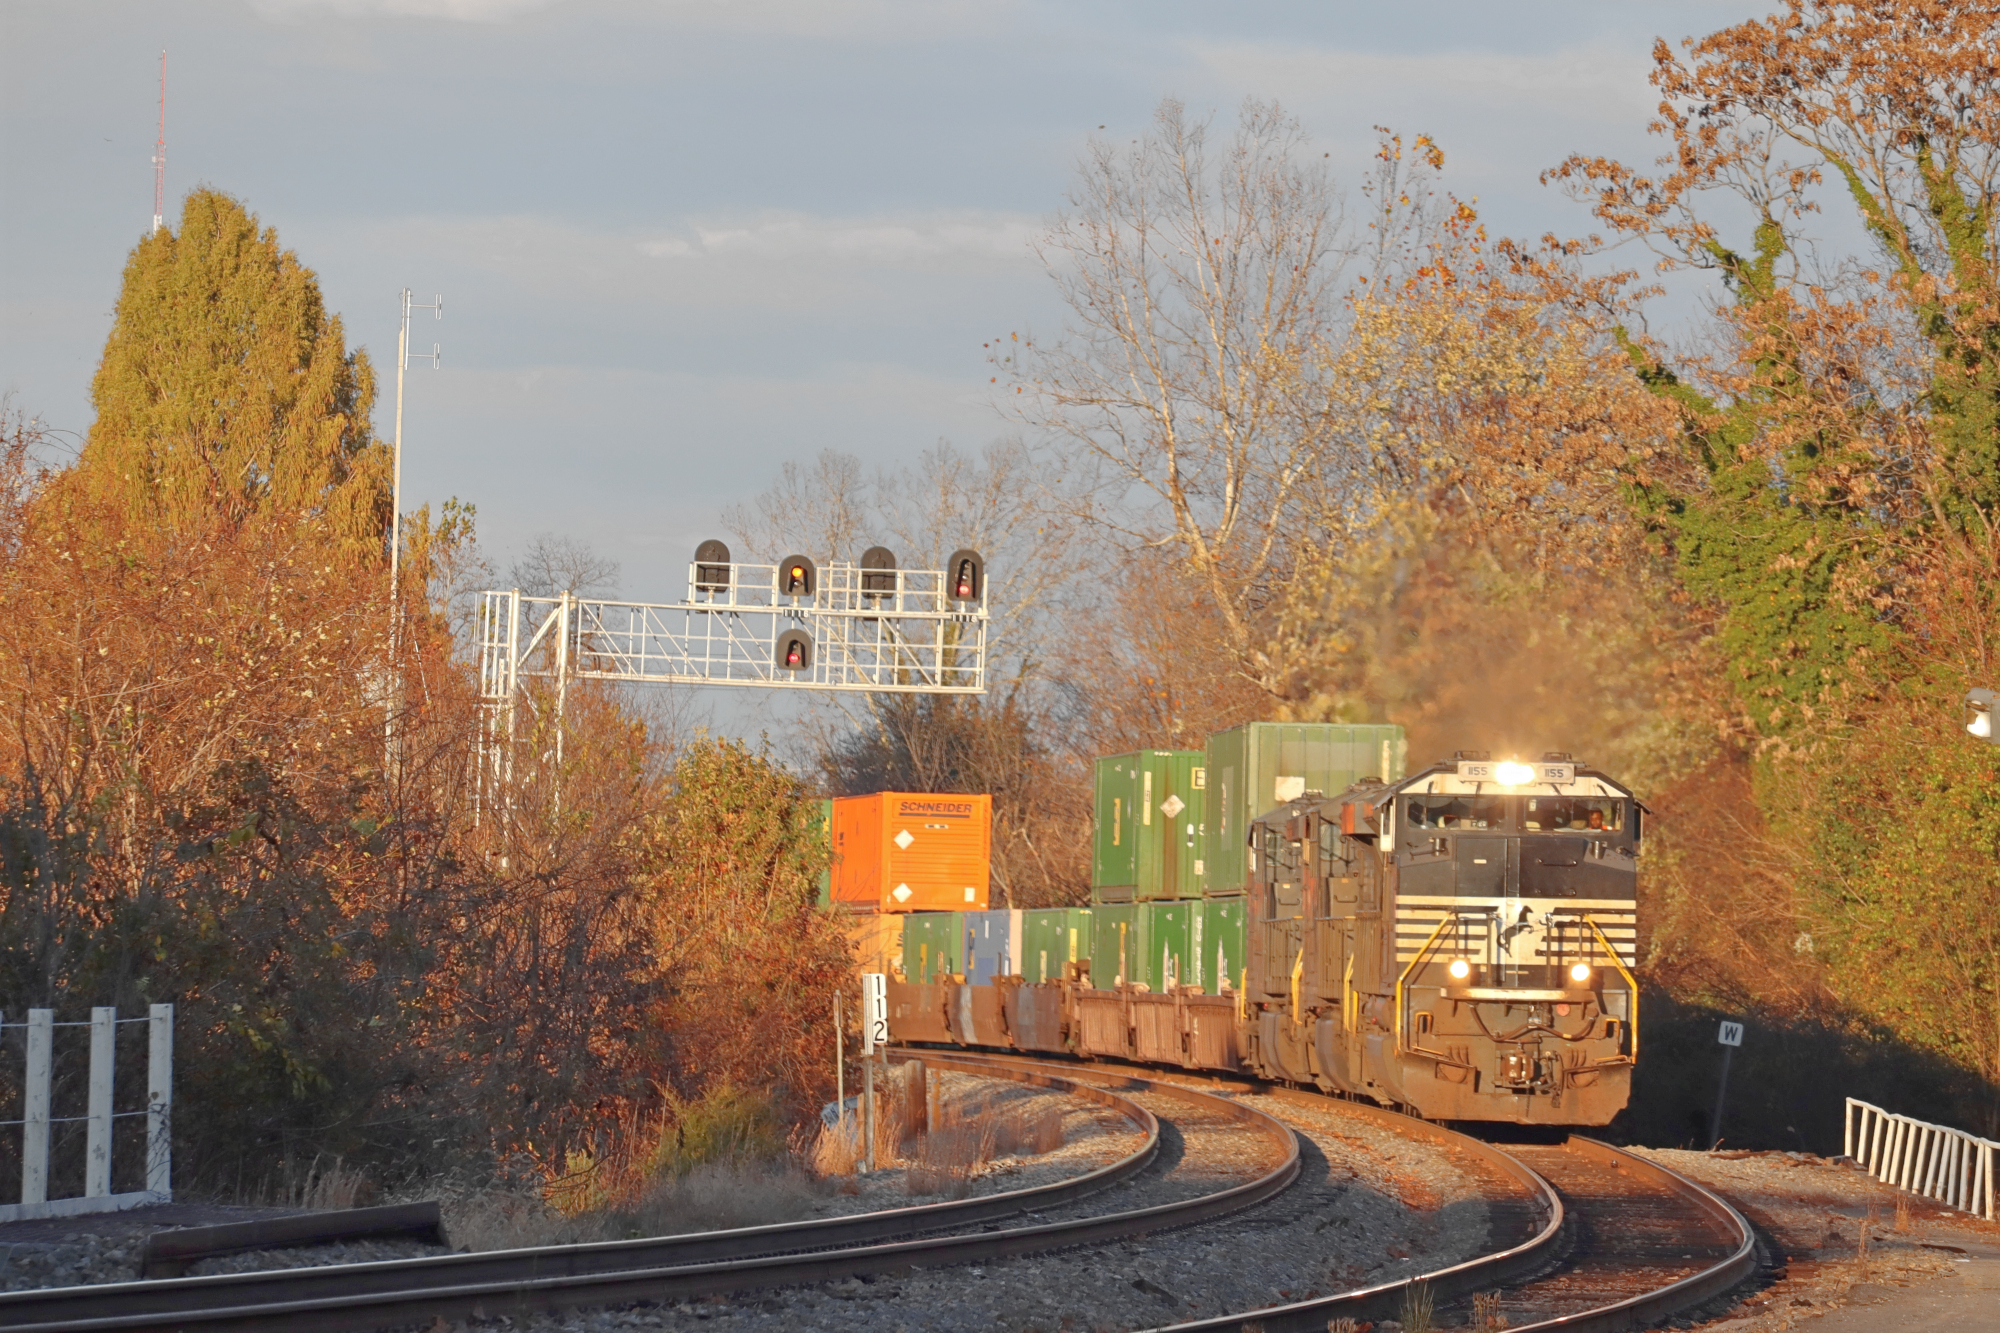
[{"left": 830, "top": 792, "right": 991, "bottom": 912}]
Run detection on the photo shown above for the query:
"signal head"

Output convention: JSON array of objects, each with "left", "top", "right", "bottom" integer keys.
[
  {"left": 694, "top": 539, "right": 731, "bottom": 592},
  {"left": 778, "top": 554, "right": 817, "bottom": 598},
  {"left": 946, "top": 548, "right": 984, "bottom": 606},
  {"left": 775, "top": 629, "right": 813, "bottom": 672}
]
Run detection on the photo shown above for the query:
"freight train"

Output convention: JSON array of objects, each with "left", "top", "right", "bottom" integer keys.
[{"left": 877, "top": 748, "right": 1640, "bottom": 1126}]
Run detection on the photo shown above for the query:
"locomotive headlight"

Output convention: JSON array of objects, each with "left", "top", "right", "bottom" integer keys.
[
  {"left": 1448, "top": 958, "right": 1472, "bottom": 980},
  {"left": 1569, "top": 962, "right": 1593, "bottom": 984},
  {"left": 1495, "top": 760, "right": 1535, "bottom": 786}
]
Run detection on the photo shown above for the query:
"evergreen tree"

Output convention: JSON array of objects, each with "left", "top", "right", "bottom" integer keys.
[{"left": 81, "top": 189, "right": 388, "bottom": 559}]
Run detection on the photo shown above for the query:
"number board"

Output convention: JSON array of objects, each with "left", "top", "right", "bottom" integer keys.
[
  {"left": 1717, "top": 1020, "right": 1744, "bottom": 1048},
  {"left": 862, "top": 973, "right": 889, "bottom": 1055},
  {"left": 1456, "top": 761, "right": 1496, "bottom": 781}
]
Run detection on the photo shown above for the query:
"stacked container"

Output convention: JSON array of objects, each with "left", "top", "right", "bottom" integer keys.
[
  {"left": 1202, "top": 723, "right": 1406, "bottom": 897},
  {"left": 841, "top": 910, "right": 903, "bottom": 977},
  {"left": 902, "top": 911, "right": 964, "bottom": 983},
  {"left": 963, "top": 909, "right": 1023, "bottom": 984},
  {"left": 1092, "top": 751, "right": 1206, "bottom": 901},
  {"left": 1190, "top": 898, "right": 1246, "bottom": 995},
  {"left": 829, "top": 792, "right": 992, "bottom": 912},
  {"left": 1088, "top": 901, "right": 1198, "bottom": 991},
  {"left": 1020, "top": 907, "right": 1092, "bottom": 984},
  {"left": 812, "top": 797, "right": 834, "bottom": 908}
]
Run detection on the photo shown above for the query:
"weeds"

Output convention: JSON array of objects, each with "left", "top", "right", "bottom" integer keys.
[
  {"left": 1471, "top": 1290, "right": 1508, "bottom": 1331},
  {"left": 1400, "top": 1280, "right": 1435, "bottom": 1333},
  {"left": 1894, "top": 1194, "right": 1912, "bottom": 1233},
  {"left": 905, "top": 1124, "right": 996, "bottom": 1198}
]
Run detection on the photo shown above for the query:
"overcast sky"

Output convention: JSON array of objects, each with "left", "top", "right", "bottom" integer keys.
[{"left": 4, "top": 0, "right": 1757, "bottom": 620}]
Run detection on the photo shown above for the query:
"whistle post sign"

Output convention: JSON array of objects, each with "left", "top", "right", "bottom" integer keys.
[{"left": 862, "top": 973, "right": 888, "bottom": 1055}]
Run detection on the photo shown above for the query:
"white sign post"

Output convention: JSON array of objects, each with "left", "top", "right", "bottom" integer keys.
[
  {"left": 862, "top": 973, "right": 888, "bottom": 1055},
  {"left": 1710, "top": 1019, "right": 1744, "bottom": 1149},
  {"left": 861, "top": 974, "right": 888, "bottom": 1172}
]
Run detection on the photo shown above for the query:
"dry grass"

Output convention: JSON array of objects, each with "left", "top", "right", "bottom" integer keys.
[
  {"left": 235, "top": 1154, "right": 379, "bottom": 1211},
  {"left": 810, "top": 1121, "right": 865, "bottom": 1183},
  {"left": 1894, "top": 1194, "right": 1912, "bottom": 1233},
  {"left": 438, "top": 1157, "right": 827, "bottom": 1252},
  {"left": 1401, "top": 1280, "right": 1435, "bottom": 1333},
  {"left": 904, "top": 1124, "right": 996, "bottom": 1198},
  {"left": 1471, "top": 1290, "right": 1509, "bottom": 1331}
]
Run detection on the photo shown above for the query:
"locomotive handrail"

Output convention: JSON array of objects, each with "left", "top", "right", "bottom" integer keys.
[
  {"left": 1393, "top": 911, "right": 1456, "bottom": 1057},
  {"left": 1581, "top": 913, "right": 1640, "bottom": 1062}
]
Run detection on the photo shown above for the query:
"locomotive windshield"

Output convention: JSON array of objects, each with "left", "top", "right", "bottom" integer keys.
[
  {"left": 1521, "top": 796, "right": 1622, "bottom": 833},
  {"left": 1406, "top": 795, "right": 1506, "bottom": 829}
]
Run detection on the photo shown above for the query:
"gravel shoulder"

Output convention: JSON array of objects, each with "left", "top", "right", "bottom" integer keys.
[
  {"left": 500, "top": 1081, "right": 1512, "bottom": 1333},
  {"left": 1623, "top": 1147, "right": 2000, "bottom": 1332},
  {"left": 0, "top": 1071, "right": 1141, "bottom": 1293}
]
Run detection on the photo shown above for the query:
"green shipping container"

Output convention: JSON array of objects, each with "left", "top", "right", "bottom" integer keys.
[
  {"left": 1092, "top": 750, "right": 1207, "bottom": 902},
  {"left": 1140, "top": 901, "right": 1197, "bottom": 991},
  {"left": 1020, "top": 907, "right": 1092, "bottom": 984},
  {"left": 1088, "top": 902, "right": 1196, "bottom": 991},
  {"left": 1204, "top": 723, "right": 1406, "bottom": 897},
  {"left": 812, "top": 798, "right": 834, "bottom": 908},
  {"left": 1190, "top": 898, "right": 1247, "bottom": 995},
  {"left": 1090, "top": 904, "right": 1136, "bottom": 988},
  {"left": 901, "top": 911, "right": 964, "bottom": 983}
]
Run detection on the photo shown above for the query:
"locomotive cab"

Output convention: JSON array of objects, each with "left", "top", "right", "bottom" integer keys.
[{"left": 1243, "top": 751, "right": 1639, "bottom": 1125}]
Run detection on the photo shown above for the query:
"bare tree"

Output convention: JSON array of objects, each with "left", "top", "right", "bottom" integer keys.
[
  {"left": 722, "top": 450, "right": 872, "bottom": 568},
  {"left": 508, "top": 532, "right": 620, "bottom": 599},
  {"left": 1012, "top": 98, "right": 1351, "bottom": 676}
]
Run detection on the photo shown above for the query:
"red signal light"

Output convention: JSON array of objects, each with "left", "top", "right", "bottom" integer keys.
[
  {"left": 786, "top": 642, "right": 803, "bottom": 667},
  {"left": 945, "top": 548, "right": 983, "bottom": 605}
]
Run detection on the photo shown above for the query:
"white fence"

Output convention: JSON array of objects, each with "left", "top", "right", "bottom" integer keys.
[
  {"left": 0, "top": 1004, "right": 173, "bottom": 1222},
  {"left": 1844, "top": 1096, "right": 1996, "bottom": 1221}
]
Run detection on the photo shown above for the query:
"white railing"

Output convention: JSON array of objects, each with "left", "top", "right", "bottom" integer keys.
[
  {"left": 0, "top": 1004, "right": 173, "bottom": 1222},
  {"left": 1844, "top": 1096, "right": 1996, "bottom": 1221}
]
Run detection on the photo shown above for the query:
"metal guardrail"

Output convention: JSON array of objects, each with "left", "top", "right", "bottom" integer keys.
[{"left": 1844, "top": 1096, "right": 1997, "bottom": 1220}]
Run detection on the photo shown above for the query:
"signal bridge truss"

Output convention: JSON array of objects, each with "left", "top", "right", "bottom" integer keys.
[{"left": 476, "top": 559, "right": 988, "bottom": 705}]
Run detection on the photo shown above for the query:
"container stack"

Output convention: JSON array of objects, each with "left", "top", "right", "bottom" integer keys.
[
  {"left": 828, "top": 722, "right": 1405, "bottom": 1000},
  {"left": 828, "top": 792, "right": 991, "bottom": 912},
  {"left": 1084, "top": 724, "right": 1406, "bottom": 995},
  {"left": 821, "top": 791, "right": 991, "bottom": 979}
]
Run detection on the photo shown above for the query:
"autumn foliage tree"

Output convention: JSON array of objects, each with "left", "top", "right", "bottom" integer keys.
[{"left": 0, "top": 193, "right": 856, "bottom": 1197}]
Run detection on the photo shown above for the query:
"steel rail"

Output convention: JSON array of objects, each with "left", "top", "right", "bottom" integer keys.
[
  {"left": 0, "top": 1055, "right": 1296, "bottom": 1333},
  {"left": 1137, "top": 1129, "right": 1753, "bottom": 1333},
  {"left": 948, "top": 1051, "right": 1752, "bottom": 1333}
]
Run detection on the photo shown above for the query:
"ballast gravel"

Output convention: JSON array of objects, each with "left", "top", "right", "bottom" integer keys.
[
  {"left": 0, "top": 1075, "right": 1511, "bottom": 1332},
  {"left": 500, "top": 1081, "right": 1504, "bottom": 1333}
]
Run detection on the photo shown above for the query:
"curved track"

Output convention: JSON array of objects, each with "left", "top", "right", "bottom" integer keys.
[
  {"left": 967, "top": 1052, "right": 1756, "bottom": 1333},
  {"left": 0, "top": 1055, "right": 1297, "bottom": 1333}
]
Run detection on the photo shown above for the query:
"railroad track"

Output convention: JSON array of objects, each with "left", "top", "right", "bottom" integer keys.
[
  {"left": 0, "top": 1055, "right": 1298, "bottom": 1333},
  {"left": 966, "top": 1052, "right": 1758, "bottom": 1333}
]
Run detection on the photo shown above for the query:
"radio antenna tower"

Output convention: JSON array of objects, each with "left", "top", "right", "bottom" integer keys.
[{"left": 151, "top": 50, "right": 166, "bottom": 232}]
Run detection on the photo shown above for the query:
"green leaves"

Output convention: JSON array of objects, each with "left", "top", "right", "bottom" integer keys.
[{"left": 81, "top": 190, "right": 390, "bottom": 564}]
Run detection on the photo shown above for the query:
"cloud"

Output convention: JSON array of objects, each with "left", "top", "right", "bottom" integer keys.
[
  {"left": 315, "top": 208, "right": 1044, "bottom": 321},
  {"left": 1189, "top": 39, "right": 1658, "bottom": 126},
  {"left": 249, "top": 0, "right": 556, "bottom": 19},
  {"left": 249, "top": 0, "right": 1004, "bottom": 37},
  {"left": 639, "top": 211, "right": 1043, "bottom": 267}
]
